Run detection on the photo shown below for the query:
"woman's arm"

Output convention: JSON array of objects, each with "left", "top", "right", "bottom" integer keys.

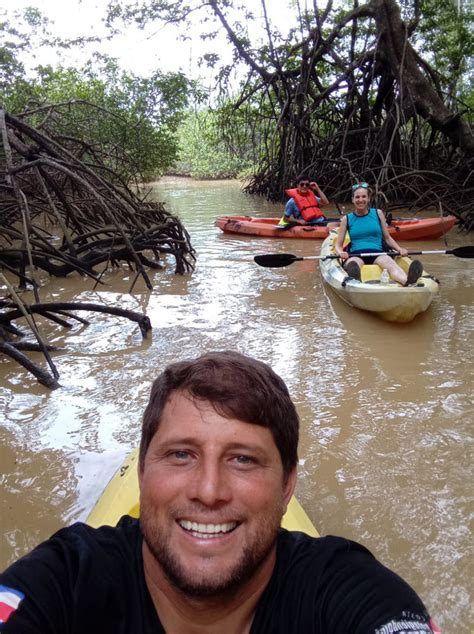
[
  {"left": 377, "top": 210, "right": 408, "bottom": 256},
  {"left": 335, "top": 216, "right": 349, "bottom": 259}
]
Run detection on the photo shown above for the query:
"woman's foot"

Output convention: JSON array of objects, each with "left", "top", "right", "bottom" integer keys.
[
  {"left": 405, "top": 260, "right": 423, "bottom": 286},
  {"left": 345, "top": 261, "right": 361, "bottom": 280}
]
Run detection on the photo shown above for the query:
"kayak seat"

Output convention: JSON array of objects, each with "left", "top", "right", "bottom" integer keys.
[{"left": 361, "top": 265, "right": 381, "bottom": 283}]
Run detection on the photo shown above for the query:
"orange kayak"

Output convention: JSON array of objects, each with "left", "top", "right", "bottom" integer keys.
[{"left": 215, "top": 215, "right": 457, "bottom": 240}]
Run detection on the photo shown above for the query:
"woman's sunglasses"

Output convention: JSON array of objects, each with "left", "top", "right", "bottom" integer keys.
[
  {"left": 298, "top": 181, "right": 310, "bottom": 187},
  {"left": 352, "top": 182, "right": 369, "bottom": 190}
]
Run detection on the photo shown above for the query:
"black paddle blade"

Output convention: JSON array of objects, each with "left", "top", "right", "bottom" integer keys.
[
  {"left": 254, "top": 253, "right": 301, "bottom": 267},
  {"left": 450, "top": 246, "right": 474, "bottom": 258}
]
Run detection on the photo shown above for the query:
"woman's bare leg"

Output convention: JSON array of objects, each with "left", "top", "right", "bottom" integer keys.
[{"left": 374, "top": 254, "right": 407, "bottom": 285}]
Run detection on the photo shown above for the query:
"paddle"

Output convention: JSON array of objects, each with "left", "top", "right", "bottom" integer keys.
[{"left": 254, "top": 246, "right": 474, "bottom": 268}]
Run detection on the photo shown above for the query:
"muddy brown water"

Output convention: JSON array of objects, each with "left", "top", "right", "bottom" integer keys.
[{"left": 0, "top": 177, "right": 472, "bottom": 631}]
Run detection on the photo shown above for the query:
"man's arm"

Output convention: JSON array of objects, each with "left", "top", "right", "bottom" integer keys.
[
  {"left": 0, "top": 520, "right": 145, "bottom": 634},
  {"left": 319, "top": 544, "right": 438, "bottom": 634},
  {"left": 0, "top": 545, "right": 71, "bottom": 633},
  {"left": 310, "top": 182, "right": 329, "bottom": 206}
]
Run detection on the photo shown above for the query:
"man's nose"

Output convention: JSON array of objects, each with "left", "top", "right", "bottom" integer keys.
[{"left": 189, "top": 460, "right": 232, "bottom": 506}]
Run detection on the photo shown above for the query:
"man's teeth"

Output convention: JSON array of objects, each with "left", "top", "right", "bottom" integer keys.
[{"left": 179, "top": 520, "right": 237, "bottom": 536}]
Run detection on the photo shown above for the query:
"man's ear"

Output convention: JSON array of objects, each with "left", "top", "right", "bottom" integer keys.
[
  {"left": 137, "top": 457, "right": 145, "bottom": 491},
  {"left": 283, "top": 467, "right": 297, "bottom": 508}
]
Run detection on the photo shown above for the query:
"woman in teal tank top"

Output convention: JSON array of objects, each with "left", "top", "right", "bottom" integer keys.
[
  {"left": 334, "top": 183, "right": 423, "bottom": 286},
  {"left": 346, "top": 207, "right": 384, "bottom": 253}
]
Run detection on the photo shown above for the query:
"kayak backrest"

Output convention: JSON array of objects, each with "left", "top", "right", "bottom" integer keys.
[{"left": 361, "top": 265, "right": 382, "bottom": 282}]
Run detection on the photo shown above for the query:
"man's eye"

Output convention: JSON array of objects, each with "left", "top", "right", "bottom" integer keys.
[
  {"left": 172, "top": 450, "right": 190, "bottom": 460},
  {"left": 234, "top": 455, "right": 254, "bottom": 465}
]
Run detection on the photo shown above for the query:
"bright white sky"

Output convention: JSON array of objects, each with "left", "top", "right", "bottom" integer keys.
[{"left": 2, "top": 0, "right": 298, "bottom": 80}]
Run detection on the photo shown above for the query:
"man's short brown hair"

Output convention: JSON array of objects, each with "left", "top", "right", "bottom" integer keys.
[{"left": 139, "top": 350, "right": 299, "bottom": 477}]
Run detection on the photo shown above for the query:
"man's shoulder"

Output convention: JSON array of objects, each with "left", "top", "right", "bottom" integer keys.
[
  {"left": 56, "top": 515, "right": 141, "bottom": 559},
  {"left": 277, "top": 530, "right": 371, "bottom": 565},
  {"left": 0, "top": 518, "right": 150, "bottom": 632},
  {"left": 278, "top": 528, "right": 365, "bottom": 550},
  {"left": 262, "top": 531, "right": 434, "bottom": 633},
  {"left": 51, "top": 514, "right": 140, "bottom": 545},
  {"left": 2, "top": 515, "right": 141, "bottom": 578},
  {"left": 275, "top": 529, "right": 424, "bottom": 608}
]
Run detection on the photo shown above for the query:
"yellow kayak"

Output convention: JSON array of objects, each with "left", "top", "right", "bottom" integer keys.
[
  {"left": 87, "top": 448, "right": 318, "bottom": 537},
  {"left": 319, "top": 230, "right": 439, "bottom": 323}
]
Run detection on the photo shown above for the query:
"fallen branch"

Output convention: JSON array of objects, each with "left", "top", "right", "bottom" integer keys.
[{"left": 0, "top": 299, "right": 152, "bottom": 387}]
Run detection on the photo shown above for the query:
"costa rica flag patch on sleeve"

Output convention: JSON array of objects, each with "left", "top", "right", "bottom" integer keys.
[{"left": 0, "top": 585, "right": 25, "bottom": 624}]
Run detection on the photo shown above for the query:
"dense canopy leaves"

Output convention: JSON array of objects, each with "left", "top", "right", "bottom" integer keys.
[
  {"left": 1, "top": 62, "right": 192, "bottom": 183},
  {"left": 0, "top": 6, "right": 194, "bottom": 182}
]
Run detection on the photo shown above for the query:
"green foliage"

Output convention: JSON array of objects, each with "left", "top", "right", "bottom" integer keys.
[
  {"left": 174, "top": 107, "right": 253, "bottom": 178},
  {"left": 0, "top": 51, "right": 191, "bottom": 183},
  {"left": 412, "top": 0, "right": 474, "bottom": 107},
  {"left": 31, "top": 61, "right": 191, "bottom": 180},
  {"left": 0, "top": 7, "right": 46, "bottom": 104},
  {"left": 23, "top": 63, "right": 189, "bottom": 181},
  {"left": 0, "top": 7, "right": 193, "bottom": 182}
]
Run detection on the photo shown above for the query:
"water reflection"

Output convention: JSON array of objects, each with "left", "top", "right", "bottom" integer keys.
[
  {"left": 0, "top": 426, "right": 79, "bottom": 561},
  {"left": 0, "top": 177, "right": 472, "bottom": 632}
]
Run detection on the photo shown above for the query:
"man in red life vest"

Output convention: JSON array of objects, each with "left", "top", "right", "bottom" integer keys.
[{"left": 279, "top": 175, "right": 329, "bottom": 226}]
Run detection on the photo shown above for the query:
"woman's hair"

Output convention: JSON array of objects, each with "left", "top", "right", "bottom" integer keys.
[
  {"left": 351, "top": 182, "right": 372, "bottom": 198},
  {"left": 139, "top": 350, "right": 299, "bottom": 476}
]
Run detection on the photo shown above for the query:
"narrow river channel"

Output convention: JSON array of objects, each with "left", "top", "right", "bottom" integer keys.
[{"left": 0, "top": 177, "right": 472, "bottom": 631}]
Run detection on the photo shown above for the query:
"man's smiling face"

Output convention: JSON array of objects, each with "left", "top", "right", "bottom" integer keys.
[{"left": 139, "top": 390, "right": 296, "bottom": 599}]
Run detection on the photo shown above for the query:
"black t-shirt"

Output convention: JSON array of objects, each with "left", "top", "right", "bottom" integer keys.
[{"left": 0, "top": 516, "right": 436, "bottom": 633}]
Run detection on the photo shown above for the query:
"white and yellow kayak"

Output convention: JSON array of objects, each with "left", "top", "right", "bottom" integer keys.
[
  {"left": 319, "top": 231, "right": 439, "bottom": 323},
  {"left": 87, "top": 448, "right": 318, "bottom": 537}
]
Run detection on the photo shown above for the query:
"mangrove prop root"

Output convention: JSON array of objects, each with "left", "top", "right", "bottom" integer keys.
[
  {"left": 0, "top": 108, "right": 196, "bottom": 289},
  {"left": 0, "top": 300, "right": 152, "bottom": 388}
]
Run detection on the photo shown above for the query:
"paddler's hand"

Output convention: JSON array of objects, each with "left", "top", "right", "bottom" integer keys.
[
  {"left": 398, "top": 247, "right": 408, "bottom": 256},
  {"left": 337, "top": 250, "right": 349, "bottom": 260}
]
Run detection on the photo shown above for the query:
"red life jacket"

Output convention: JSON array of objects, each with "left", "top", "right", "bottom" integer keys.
[{"left": 286, "top": 188, "right": 324, "bottom": 221}]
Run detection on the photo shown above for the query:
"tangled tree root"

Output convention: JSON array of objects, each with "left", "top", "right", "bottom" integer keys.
[
  {"left": 0, "top": 109, "right": 196, "bottom": 291},
  {"left": 0, "top": 106, "right": 193, "bottom": 386},
  {"left": 0, "top": 298, "right": 152, "bottom": 389}
]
